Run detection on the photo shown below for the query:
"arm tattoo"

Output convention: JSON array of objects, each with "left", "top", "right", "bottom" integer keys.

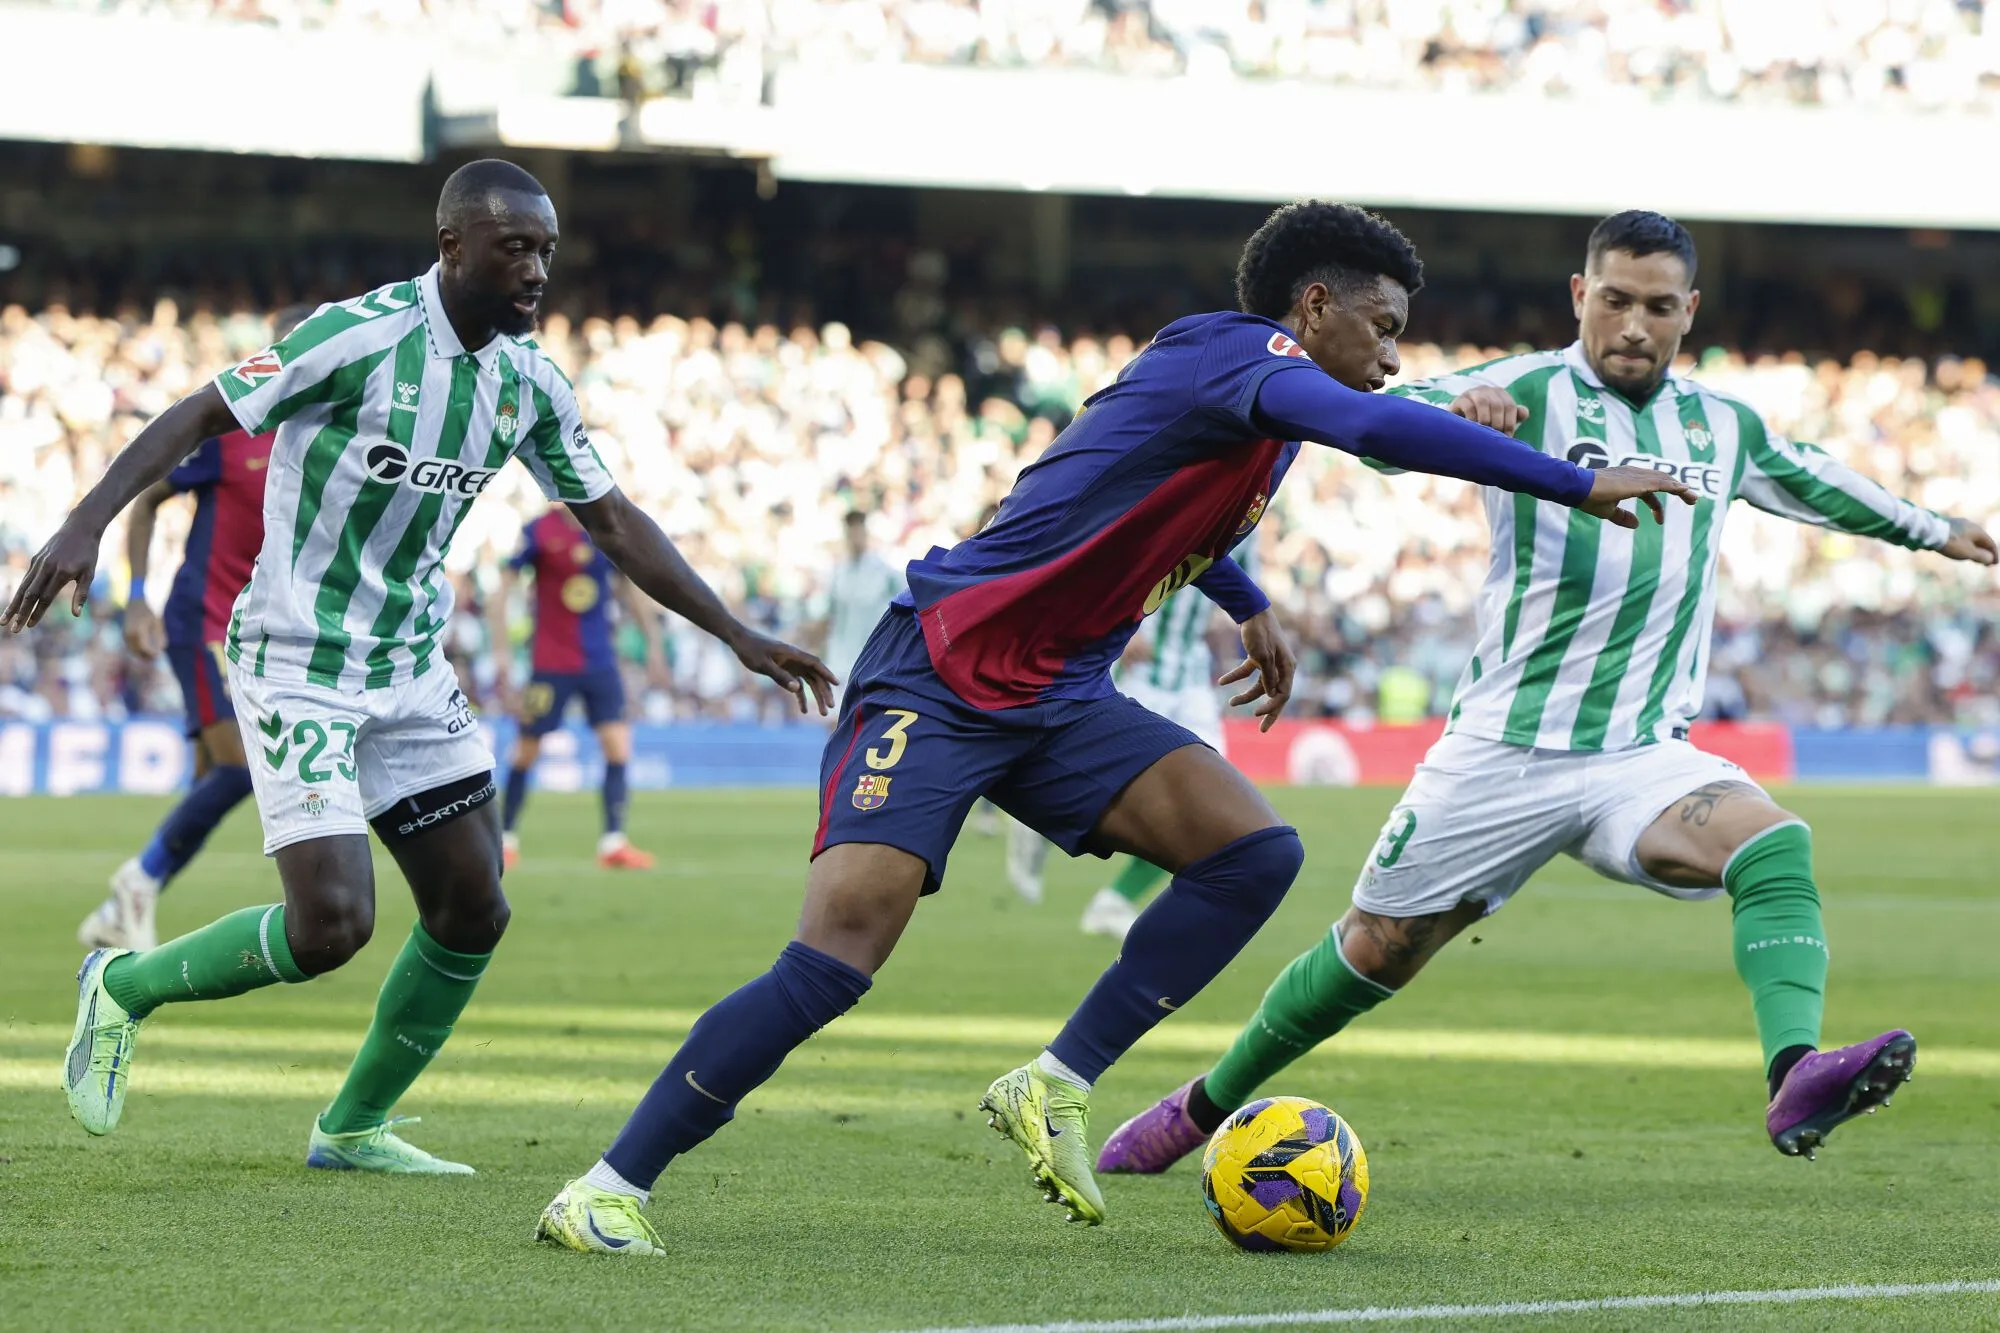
[{"left": 1675, "top": 780, "right": 1763, "bottom": 828}]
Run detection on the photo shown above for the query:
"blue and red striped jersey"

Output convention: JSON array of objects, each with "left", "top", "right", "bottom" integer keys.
[
  {"left": 513, "top": 509, "right": 617, "bottom": 674},
  {"left": 162, "top": 429, "right": 273, "bottom": 649},
  {"left": 899, "top": 311, "right": 1310, "bottom": 710}
]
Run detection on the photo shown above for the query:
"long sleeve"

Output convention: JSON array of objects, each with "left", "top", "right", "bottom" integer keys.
[
  {"left": 1254, "top": 366, "right": 1593, "bottom": 505},
  {"left": 1191, "top": 556, "right": 1269, "bottom": 623},
  {"left": 1738, "top": 425, "right": 1949, "bottom": 550}
]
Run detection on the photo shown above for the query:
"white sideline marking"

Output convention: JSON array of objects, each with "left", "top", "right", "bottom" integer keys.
[{"left": 887, "top": 1279, "right": 2000, "bottom": 1333}]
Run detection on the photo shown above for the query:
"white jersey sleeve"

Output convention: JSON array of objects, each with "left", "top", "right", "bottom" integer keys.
[
  {"left": 1735, "top": 421, "right": 1950, "bottom": 551},
  {"left": 215, "top": 295, "right": 408, "bottom": 435},
  {"left": 512, "top": 363, "right": 616, "bottom": 505}
]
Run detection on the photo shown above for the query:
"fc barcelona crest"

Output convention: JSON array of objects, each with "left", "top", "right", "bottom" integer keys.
[
  {"left": 851, "top": 774, "right": 892, "bottom": 811},
  {"left": 1236, "top": 491, "right": 1268, "bottom": 535}
]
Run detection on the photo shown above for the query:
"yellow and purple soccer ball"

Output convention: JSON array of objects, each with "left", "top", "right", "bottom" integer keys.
[{"left": 1199, "top": 1095, "right": 1369, "bottom": 1252}]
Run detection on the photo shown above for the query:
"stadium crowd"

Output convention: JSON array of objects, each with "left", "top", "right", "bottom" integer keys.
[
  {"left": 3, "top": 294, "right": 1999, "bottom": 732},
  {"left": 38, "top": 0, "right": 2000, "bottom": 113}
]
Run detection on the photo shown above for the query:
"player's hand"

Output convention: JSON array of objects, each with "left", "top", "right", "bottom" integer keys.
[
  {"left": 1218, "top": 609, "right": 1295, "bottom": 733},
  {"left": 645, "top": 651, "right": 673, "bottom": 692},
  {"left": 730, "top": 627, "right": 838, "bottom": 715},
  {"left": 124, "top": 598, "right": 164, "bottom": 658},
  {"left": 1448, "top": 385, "right": 1529, "bottom": 436},
  {"left": 4, "top": 516, "right": 104, "bottom": 634},
  {"left": 1119, "top": 633, "right": 1155, "bottom": 669},
  {"left": 1937, "top": 516, "right": 1998, "bottom": 566},
  {"left": 1577, "top": 466, "right": 1698, "bottom": 530}
]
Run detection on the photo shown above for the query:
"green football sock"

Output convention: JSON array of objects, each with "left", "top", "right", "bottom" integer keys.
[
  {"left": 1724, "top": 822, "right": 1827, "bottom": 1074},
  {"left": 1203, "top": 925, "right": 1393, "bottom": 1111},
  {"left": 1108, "top": 855, "right": 1169, "bottom": 904},
  {"left": 101, "top": 904, "right": 306, "bottom": 1020},
  {"left": 319, "top": 923, "right": 492, "bottom": 1135}
]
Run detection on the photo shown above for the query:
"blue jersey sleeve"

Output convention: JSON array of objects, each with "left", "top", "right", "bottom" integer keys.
[
  {"left": 1191, "top": 557, "right": 1269, "bottom": 623},
  {"left": 1253, "top": 370, "right": 1594, "bottom": 505},
  {"left": 166, "top": 437, "right": 222, "bottom": 493},
  {"left": 1191, "top": 314, "right": 1323, "bottom": 434},
  {"left": 507, "top": 527, "right": 539, "bottom": 572}
]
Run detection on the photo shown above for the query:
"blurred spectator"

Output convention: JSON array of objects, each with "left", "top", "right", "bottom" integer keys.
[
  {"left": 3, "top": 296, "right": 1998, "bottom": 728},
  {"left": 46, "top": 0, "right": 2000, "bottom": 113}
]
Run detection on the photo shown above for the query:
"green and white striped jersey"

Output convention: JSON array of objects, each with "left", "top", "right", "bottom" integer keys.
[
  {"left": 1390, "top": 342, "right": 1948, "bottom": 752},
  {"left": 216, "top": 266, "right": 614, "bottom": 691},
  {"left": 1122, "top": 536, "right": 1255, "bottom": 694}
]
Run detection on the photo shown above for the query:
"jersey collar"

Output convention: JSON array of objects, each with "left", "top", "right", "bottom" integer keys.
[
  {"left": 418, "top": 264, "right": 508, "bottom": 375},
  {"left": 1563, "top": 340, "right": 1676, "bottom": 409}
]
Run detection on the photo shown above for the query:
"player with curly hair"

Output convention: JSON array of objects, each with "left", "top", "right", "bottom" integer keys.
[
  {"left": 533, "top": 200, "right": 1695, "bottom": 1254},
  {"left": 1099, "top": 210, "right": 1996, "bottom": 1179}
]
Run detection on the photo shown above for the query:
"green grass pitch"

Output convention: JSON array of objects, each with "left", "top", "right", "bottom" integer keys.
[{"left": 2, "top": 786, "right": 1997, "bottom": 1331}]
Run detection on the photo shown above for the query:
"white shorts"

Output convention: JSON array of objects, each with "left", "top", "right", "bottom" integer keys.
[
  {"left": 1351, "top": 731, "right": 1763, "bottom": 919},
  {"left": 1122, "top": 680, "right": 1225, "bottom": 754},
  {"left": 231, "top": 662, "right": 493, "bottom": 855}
]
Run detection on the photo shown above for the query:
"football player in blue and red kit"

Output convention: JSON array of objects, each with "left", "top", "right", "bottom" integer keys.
[
  {"left": 85, "top": 309, "right": 313, "bottom": 951},
  {"left": 492, "top": 505, "right": 670, "bottom": 870},
  {"left": 536, "top": 202, "right": 1696, "bottom": 1253}
]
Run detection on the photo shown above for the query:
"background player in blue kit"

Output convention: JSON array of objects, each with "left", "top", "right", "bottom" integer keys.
[
  {"left": 492, "top": 505, "right": 670, "bottom": 870},
  {"left": 84, "top": 308, "right": 313, "bottom": 950},
  {"left": 536, "top": 200, "right": 1696, "bottom": 1254}
]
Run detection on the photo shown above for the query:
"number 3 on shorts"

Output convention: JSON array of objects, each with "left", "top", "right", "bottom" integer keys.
[
  {"left": 1372, "top": 807, "right": 1417, "bottom": 869},
  {"left": 865, "top": 709, "right": 919, "bottom": 771}
]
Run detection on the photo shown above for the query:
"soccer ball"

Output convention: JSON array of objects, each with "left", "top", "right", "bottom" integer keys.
[{"left": 1199, "top": 1096, "right": 1369, "bottom": 1252}]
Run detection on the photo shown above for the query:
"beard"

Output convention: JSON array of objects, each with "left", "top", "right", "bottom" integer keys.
[{"left": 493, "top": 297, "right": 539, "bottom": 337}]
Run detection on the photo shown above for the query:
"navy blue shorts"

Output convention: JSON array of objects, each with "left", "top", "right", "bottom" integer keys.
[
  {"left": 166, "top": 641, "right": 233, "bottom": 737},
  {"left": 521, "top": 667, "right": 627, "bottom": 736},
  {"left": 812, "top": 608, "right": 1205, "bottom": 894}
]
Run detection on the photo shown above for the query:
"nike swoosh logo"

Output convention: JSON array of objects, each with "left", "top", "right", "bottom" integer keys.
[
  {"left": 1157, "top": 997, "right": 1181, "bottom": 1011},
  {"left": 684, "top": 1071, "right": 727, "bottom": 1104},
  {"left": 1044, "top": 1111, "right": 1064, "bottom": 1139},
  {"left": 586, "top": 1215, "right": 631, "bottom": 1250}
]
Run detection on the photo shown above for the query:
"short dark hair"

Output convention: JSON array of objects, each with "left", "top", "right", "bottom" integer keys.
[
  {"left": 436, "top": 159, "right": 548, "bottom": 231},
  {"left": 1235, "top": 201, "right": 1424, "bottom": 319},
  {"left": 1587, "top": 210, "right": 1697, "bottom": 282},
  {"left": 844, "top": 510, "right": 868, "bottom": 527}
]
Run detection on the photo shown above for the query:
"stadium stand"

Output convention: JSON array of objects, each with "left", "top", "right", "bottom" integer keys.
[
  {"left": 4, "top": 294, "right": 1997, "bottom": 729},
  {"left": 38, "top": 1, "right": 2000, "bottom": 112}
]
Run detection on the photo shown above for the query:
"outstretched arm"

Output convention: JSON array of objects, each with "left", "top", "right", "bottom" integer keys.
[
  {"left": 569, "top": 487, "right": 837, "bottom": 713},
  {"left": 1738, "top": 426, "right": 1997, "bottom": 566},
  {"left": 5, "top": 383, "right": 237, "bottom": 632},
  {"left": 1253, "top": 368, "right": 1696, "bottom": 527}
]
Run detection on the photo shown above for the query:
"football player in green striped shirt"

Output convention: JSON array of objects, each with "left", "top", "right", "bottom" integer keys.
[
  {"left": 1101, "top": 211, "right": 1996, "bottom": 1174},
  {"left": 7, "top": 159, "right": 835, "bottom": 1171}
]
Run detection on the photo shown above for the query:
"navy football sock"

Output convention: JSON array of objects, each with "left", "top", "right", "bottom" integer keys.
[
  {"left": 137, "top": 764, "right": 253, "bottom": 885},
  {"left": 501, "top": 766, "right": 531, "bottom": 833},
  {"left": 603, "top": 941, "right": 871, "bottom": 1189},
  {"left": 601, "top": 762, "right": 629, "bottom": 836},
  {"left": 1048, "top": 826, "right": 1303, "bottom": 1084}
]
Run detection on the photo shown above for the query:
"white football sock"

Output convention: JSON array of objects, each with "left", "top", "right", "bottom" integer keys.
[
  {"left": 1036, "top": 1049, "right": 1091, "bottom": 1091},
  {"left": 583, "top": 1157, "right": 648, "bottom": 1204}
]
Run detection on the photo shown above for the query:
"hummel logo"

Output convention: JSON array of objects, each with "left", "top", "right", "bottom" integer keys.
[
  {"left": 258, "top": 711, "right": 289, "bottom": 767},
  {"left": 684, "top": 1071, "right": 727, "bottom": 1104},
  {"left": 395, "top": 380, "right": 420, "bottom": 406}
]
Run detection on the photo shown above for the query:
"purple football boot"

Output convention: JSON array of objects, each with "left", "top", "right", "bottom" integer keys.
[
  {"left": 1096, "top": 1079, "right": 1209, "bottom": 1174},
  {"left": 1766, "top": 1030, "right": 1916, "bottom": 1160}
]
